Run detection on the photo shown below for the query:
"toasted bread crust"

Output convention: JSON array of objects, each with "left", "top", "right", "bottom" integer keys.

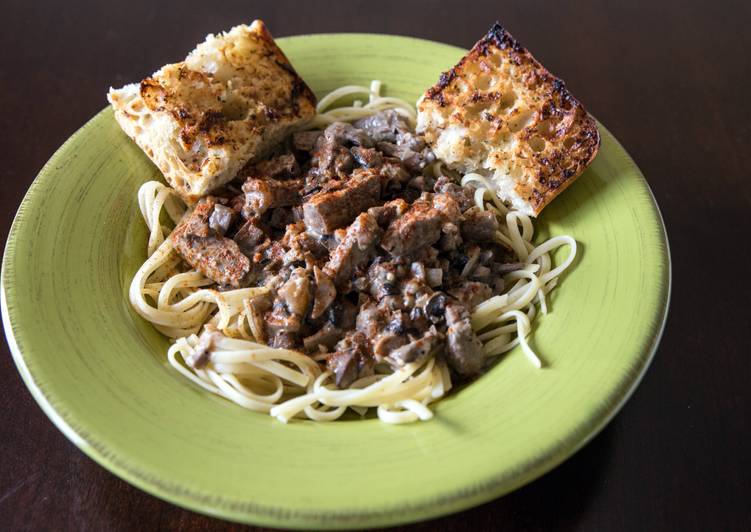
[
  {"left": 108, "top": 21, "right": 316, "bottom": 202},
  {"left": 418, "top": 22, "right": 600, "bottom": 215}
]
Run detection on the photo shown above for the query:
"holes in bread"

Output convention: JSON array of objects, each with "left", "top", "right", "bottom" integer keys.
[
  {"left": 476, "top": 75, "right": 493, "bottom": 91},
  {"left": 535, "top": 119, "right": 555, "bottom": 138},
  {"left": 221, "top": 95, "right": 248, "bottom": 121},
  {"left": 528, "top": 136, "right": 545, "bottom": 152},
  {"left": 563, "top": 137, "right": 575, "bottom": 150},
  {"left": 491, "top": 51, "right": 504, "bottom": 69},
  {"left": 499, "top": 90, "right": 517, "bottom": 110},
  {"left": 507, "top": 108, "right": 534, "bottom": 133}
]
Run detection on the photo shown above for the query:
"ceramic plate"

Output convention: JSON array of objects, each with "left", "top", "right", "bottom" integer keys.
[{"left": 1, "top": 34, "right": 670, "bottom": 529}]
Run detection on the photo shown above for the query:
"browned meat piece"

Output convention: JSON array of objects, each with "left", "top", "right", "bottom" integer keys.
[
  {"left": 438, "top": 222, "right": 463, "bottom": 251},
  {"left": 434, "top": 176, "right": 475, "bottom": 212},
  {"left": 232, "top": 218, "right": 266, "bottom": 256},
  {"left": 277, "top": 268, "right": 312, "bottom": 317},
  {"left": 318, "top": 121, "right": 372, "bottom": 148},
  {"left": 353, "top": 110, "right": 405, "bottom": 142},
  {"left": 381, "top": 199, "right": 444, "bottom": 256},
  {"left": 461, "top": 207, "right": 500, "bottom": 242},
  {"left": 351, "top": 146, "right": 383, "bottom": 168},
  {"left": 253, "top": 153, "right": 300, "bottom": 179},
  {"left": 372, "top": 332, "right": 408, "bottom": 359},
  {"left": 431, "top": 192, "right": 462, "bottom": 220},
  {"left": 376, "top": 139, "right": 435, "bottom": 172},
  {"left": 407, "top": 175, "right": 436, "bottom": 192},
  {"left": 292, "top": 130, "right": 323, "bottom": 151},
  {"left": 448, "top": 281, "right": 492, "bottom": 310},
  {"left": 313, "top": 122, "right": 372, "bottom": 180},
  {"left": 326, "top": 331, "right": 374, "bottom": 388},
  {"left": 250, "top": 240, "right": 287, "bottom": 277},
  {"left": 367, "top": 261, "right": 400, "bottom": 300},
  {"left": 325, "top": 299, "right": 358, "bottom": 331},
  {"left": 303, "top": 169, "right": 381, "bottom": 235},
  {"left": 354, "top": 111, "right": 434, "bottom": 170},
  {"left": 228, "top": 193, "right": 246, "bottom": 213},
  {"left": 265, "top": 299, "right": 303, "bottom": 348},
  {"left": 367, "top": 198, "right": 409, "bottom": 228},
  {"left": 355, "top": 297, "right": 391, "bottom": 340},
  {"left": 322, "top": 146, "right": 355, "bottom": 178},
  {"left": 302, "top": 322, "right": 343, "bottom": 353},
  {"left": 171, "top": 197, "right": 251, "bottom": 288},
  {"left": 242, "top": 178, "right": 302, "bottom": 217},
  {"left": 378, "top": 160, "right": 411, "bottom": 190},
  {"left": 245, "top": 295, "right": 270, "bottom": 343},
  {"left": 324, "top": 213, "right": 382, "bottom": 288},
  {"left": 444, "top": 302, "right": 484, "bottom": 376},
  {"left": 311, "top": 266, "right": 337, "bottom": 319},
  {"left": 386, "top": 328, "right": 444, "bottom": 368},
  {"left": 208, "top": 204, "right": 235, "bottom": 235}
]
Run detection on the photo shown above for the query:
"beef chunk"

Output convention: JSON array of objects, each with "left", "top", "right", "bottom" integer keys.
[
  {"left": 353, "top": 110, "right": 406, "bottom": 143},
  {"left": 303, "top": 322, "right": 343, "bottom": 353},
  {"left": 324, "top": 213, "right": 382, "bottom": 288},
  {"left": 353, "top": 110, "right": 434, "bottom": 171},
  {"left": 444, "top": 302, "right": 484, "bottom": 376},
  {"left": 319, "top": 121, "right": 372, "bottom": 147},
  {"left": 313, "top": 122, "right": 372, "bottom": 180},
  {"left": 377, "top": 139, "right": 435, "bottom": 172},
  {"left": 448, "top": 281, "right": 493, "bottom": 310},
  {"left": 245, "top": 153, "right": 300, "bottom": 180},
  {"left": 208, "top": 204, "right": 235, "bottom": 235},
  {"left": 355, "top": 297, "right": 392, "bottom": 340},
  {"left": 386, "top": 328, "right": 444, "bottom": 368},
  {"left": 378, "top": 160, "right": 411, "bottom": 190},
  {"left": 434, "top": 176, "right": 475, "bottom": 212},
  {"left": 325, "top": 299, "right": 358, "bottom": 331},
  {"left": 351, "top": 146, "right": 383, "bottom": 168},
  {"left": 303, "top": 169, "right": 381, "bottom": 235},
  {"left": 265, "top": 299, "right": 303, "bottom": 347},
  {"left": 232, "top": 218, "right": 266, "bottom": 255},
  {"left": 270, "top": 331, "right": 300, "bottom": 350},
  {"left": 381, "top": 199, "right": 444, "bottom": 256},
  {"left": 461, "top": 207, "right": 500, "bottom": 242},
  {"left": 438, "top": 222, "right": 463, "bottom": 251},
  {"left": 242, "top": 178, "right": 302, "bottom": 217},
  {"left": 367, "top": 261, "right": 400, "bottom": 300},
  {"left": 367, "top": 198, "right": 409, "bottom": 228},
  {"left": 431, "top": 192, "right": 462, "bottom": 220},
  {"left": 277, "top": 268, "right": 312, "bottom": 317},
  {"left": 292, "top": 130, "right": 323, "bottom": 152},
  {"left": 311, "top": 266, "right": 337, "bottom": 319},
  {"left": 326, "top": 332, "right": 374, "bottom": 388},
  {"left": 407, "top": 175, "right": 436, "bottom": 192},
  {"left": 171, "top": 197, "right": 250, "bottom": 288},
  {"left": 372, "top": 332, "right": 409, "bottom": 360}
]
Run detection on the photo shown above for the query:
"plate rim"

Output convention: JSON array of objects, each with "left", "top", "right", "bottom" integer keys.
[{"left": 1, "top": 32, "right": 671, "bottom": 529}]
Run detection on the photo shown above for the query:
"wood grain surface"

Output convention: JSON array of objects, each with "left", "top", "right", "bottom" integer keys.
[{"left": 1, "top": 1, "right": 749, "bottom": 531}]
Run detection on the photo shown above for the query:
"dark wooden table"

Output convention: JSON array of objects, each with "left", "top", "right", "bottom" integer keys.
[{"left": 2, "top": 1, "right": 750, "bottom": 530}]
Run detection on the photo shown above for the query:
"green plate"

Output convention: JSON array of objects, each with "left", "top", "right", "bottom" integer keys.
[{"left": 1, "top": 34, "right": 670, "bottom": 529}]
